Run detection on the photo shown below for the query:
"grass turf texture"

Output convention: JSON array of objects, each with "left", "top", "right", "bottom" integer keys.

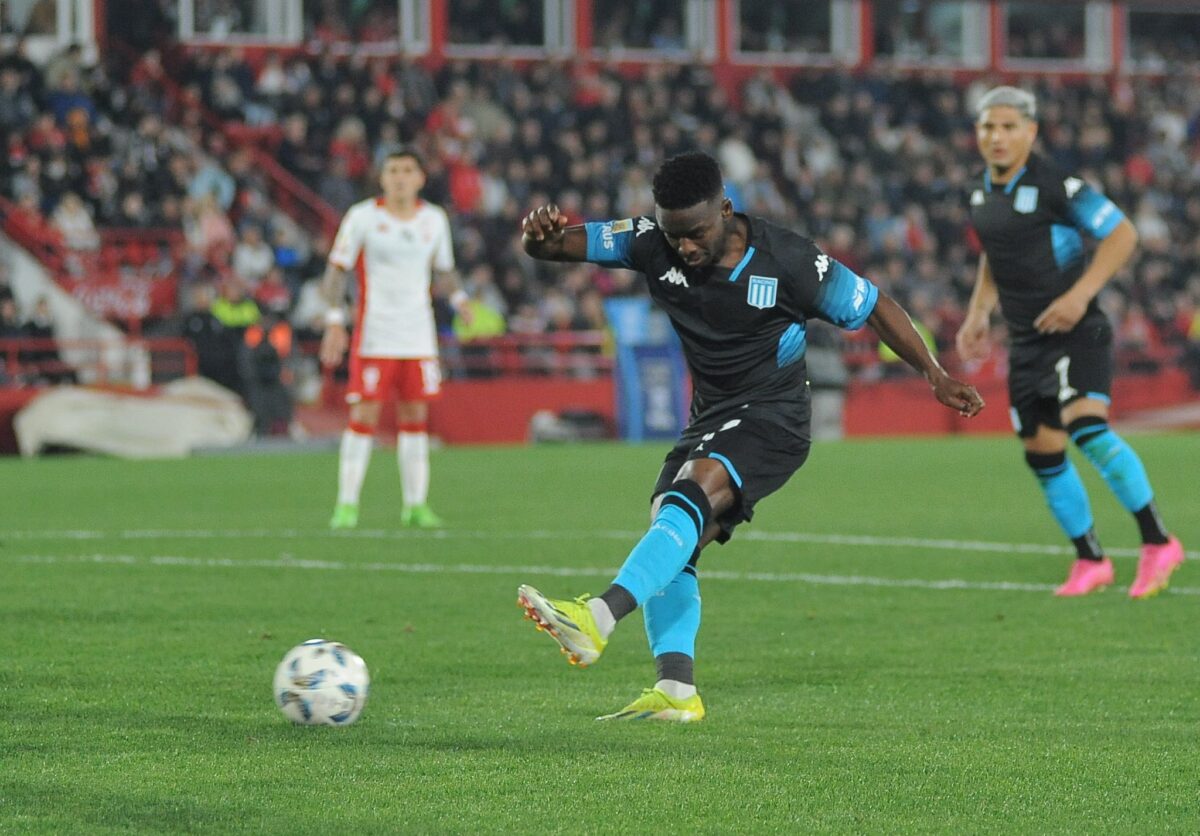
[{"left": 1, "top": 434, "right": 1197, "bottom": 833}]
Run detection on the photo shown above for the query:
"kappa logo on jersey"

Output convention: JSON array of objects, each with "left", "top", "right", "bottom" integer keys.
[
  {"left": 659, "top": 267, "right": 689, "bottom": 287},
  {"left": 746, "top": 275, "right": 778, "bottom": 309},
  {"left": 970, "top": 189, "right": 985, "bottom": 206},
  {"left": 636, "top": 217, "right": 656, "bottom": 237},
  {"left": 1064, "top": 177, "right": 1084, "bottom": 199},
  {"left": 814, "top": 253, "right": 830, "bottom": 282},
  {"left": 1014, "top": 185, "right": 1039, "bottom": 214}
]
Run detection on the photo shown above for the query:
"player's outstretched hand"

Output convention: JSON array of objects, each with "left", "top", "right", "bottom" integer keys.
[
  {"left": 929, "top": 371, "right": 985, "bottom": 418},
  {"left": 320, "top": 323, "right": 349, "bottom": 368},
  {"left": 522, "top": 204, "right": 568, "bottom": 243}
]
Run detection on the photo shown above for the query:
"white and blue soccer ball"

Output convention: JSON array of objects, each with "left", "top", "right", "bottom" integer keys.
[{"left": 273, "top": 639, "right": 370, "bottom": 726}]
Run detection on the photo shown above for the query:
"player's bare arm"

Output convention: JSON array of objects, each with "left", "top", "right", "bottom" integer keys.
[
  {"left": 956, "top": 254, "right": 999, "bottom": 361},
  {"left": 521, "top": 204, "right": 589, "bottom": 261},
  {"left": 869, "top": 292, "right": 985, "bottom": 417},
  {"left": 319, "top": 261, "right": 353, "bottom": 367},
  {"left": 1034, "top": 218, "right": 1137, "bottom": 335}
]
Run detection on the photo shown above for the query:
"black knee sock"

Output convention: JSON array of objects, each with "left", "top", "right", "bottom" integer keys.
[
  {"left": 1134, "top": 500, "right": 1169, "bottom": 546},
  {"left": 655, "top": 651, "right": 694, "bottom": 685},
  {"left": 1071, "top": 530, "right": 1105, "bottom": 561},
  {"left": 599, "top": 584, "right": 637, "bottom": 622}
]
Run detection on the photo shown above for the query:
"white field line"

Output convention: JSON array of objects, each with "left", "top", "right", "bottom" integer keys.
[
  {"left": 12, "top": 553, "right": 1200, "bottom": 596},
  {"left": 1, "top": 527, "right": 1142, "bottom": 558}
]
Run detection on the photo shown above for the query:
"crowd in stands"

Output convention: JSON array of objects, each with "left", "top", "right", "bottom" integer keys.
[
  {"left": 3, "top": 36, "right": 1200, "bottom": 391},
  {"left": 174, "top": 46, "right": 1200, "bottom": 376}
]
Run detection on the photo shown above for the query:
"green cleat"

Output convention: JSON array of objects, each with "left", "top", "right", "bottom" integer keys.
[
  {"left": 596, "top": 687, "right": 705, "bottom": 723},
  {"left": 329, "top": 503, "right": 359, "bottom": 530},
  {"left": 401, "top": 503, "right": 443, "bottom": 528}
]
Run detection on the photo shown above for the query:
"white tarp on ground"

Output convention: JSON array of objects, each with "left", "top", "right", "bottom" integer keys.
[{"left": 14, "top": 377, "right": 253, "bottom": 458}]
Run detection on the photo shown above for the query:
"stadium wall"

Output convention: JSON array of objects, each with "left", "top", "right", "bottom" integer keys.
[
  {"left": 843, "top": 369, "right": 1195, "bottom": 437},
  {"left": 302, "top": 378, "right": 616, "bottom": 446},
  {"left": 304, "top": 366, "right": 1193, "bottom": 447},
  {"left": 4, "top": 367, "right": 1194, "bottom": 453},
  {"left": 430, "top": 378, "right": 615, "bottom": 443}
]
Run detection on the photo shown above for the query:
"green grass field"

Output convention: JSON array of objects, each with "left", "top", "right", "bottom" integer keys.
[{"left": 2, "top": 434, "right": 1198, "bottom": 833}]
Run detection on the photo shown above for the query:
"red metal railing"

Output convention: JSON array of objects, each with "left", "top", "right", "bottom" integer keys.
[
  {"left": 305, "top": 331, "right": 614, "bottom": 404},
  {"left": 0, "top": 338, "right": 198, "bottom": 387},
  {"left": 249, "top": 150, "right": 341, "bottom": 239},
  {"left": 0, "top": 195, "right": 64, "bottom": 269}
]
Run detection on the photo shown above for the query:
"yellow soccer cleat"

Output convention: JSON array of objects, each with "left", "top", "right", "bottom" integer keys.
[
  {"left": 596, "top": 687, "right": 706, "bottom": 723},
  {"left": 516, "top": 584, "right": 607, "bottom": 667}
]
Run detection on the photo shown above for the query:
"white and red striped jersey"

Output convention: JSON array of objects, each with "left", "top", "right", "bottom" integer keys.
[{"left": 329, "top": 198, "right": 455, "bottom": 358}]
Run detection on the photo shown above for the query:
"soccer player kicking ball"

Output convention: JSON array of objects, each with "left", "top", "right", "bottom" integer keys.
[
  {"left": 517, "top": 152, "right": 984, "bottom": 722},
  {"left": 321, "top": 149, "right": 471, "bottom": 530},
  {"left": 959, "top": 87, "right": 1184, "bottom": 598}
]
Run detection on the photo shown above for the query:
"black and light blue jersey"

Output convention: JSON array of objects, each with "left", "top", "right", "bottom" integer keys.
[
  {"left": 583, "top": 213, "right": 879, "bottom": 427},
  {"left": 968, "top": 153, "right": 1126, "bottom": 341}
]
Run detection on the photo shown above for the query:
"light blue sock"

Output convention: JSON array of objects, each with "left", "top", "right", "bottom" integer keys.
[
  {"left": 1029, "top": 457, "right": 1095, "bottom": 539},
  {"left": 1074, "top": 427, "right": 1154, "bottom": 512},
  {"left": 612, "top": 504, "right": 702, "bottom": 605},
  {"left": 644, "top": 570, "right": 701, "bottom": 658}
]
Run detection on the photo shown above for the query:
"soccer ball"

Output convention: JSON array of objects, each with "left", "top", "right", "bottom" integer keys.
[{"left": 273, "top": 639, "right": 370, "bottom": 726}]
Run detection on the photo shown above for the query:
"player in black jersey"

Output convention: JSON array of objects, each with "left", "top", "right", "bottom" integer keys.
[
  {"left": 958, "top": 86, "right": 1183, "bottom": 598},
  {"left": 515, "top": 151, "right": 983, "bottom": 721}
]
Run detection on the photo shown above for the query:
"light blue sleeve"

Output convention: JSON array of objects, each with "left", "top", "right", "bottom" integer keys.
[
  {"left": 815, "top": 261, "right": 880, "bottom": 330},
  {"left": 584, "top": 219, "right": 637, "bottom": 268},
  {"left": 1066, "top": 181, "right": 1125, "bottom": 240}
]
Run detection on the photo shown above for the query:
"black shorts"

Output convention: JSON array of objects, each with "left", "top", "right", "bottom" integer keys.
[
  {"left": 652, "top": 410, "right": 811, "bottom": 544},
  {"left": 1008, "top": 314, "right": 1113, "bottom": 437}
]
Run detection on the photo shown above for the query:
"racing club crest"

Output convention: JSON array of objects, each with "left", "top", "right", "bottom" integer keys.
[
  {"left": 746, "top": 275, "right": 778, "bottom": 309},
  {"left": 1013, "top": 185, "right": 1039, "bottom": 214}
]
